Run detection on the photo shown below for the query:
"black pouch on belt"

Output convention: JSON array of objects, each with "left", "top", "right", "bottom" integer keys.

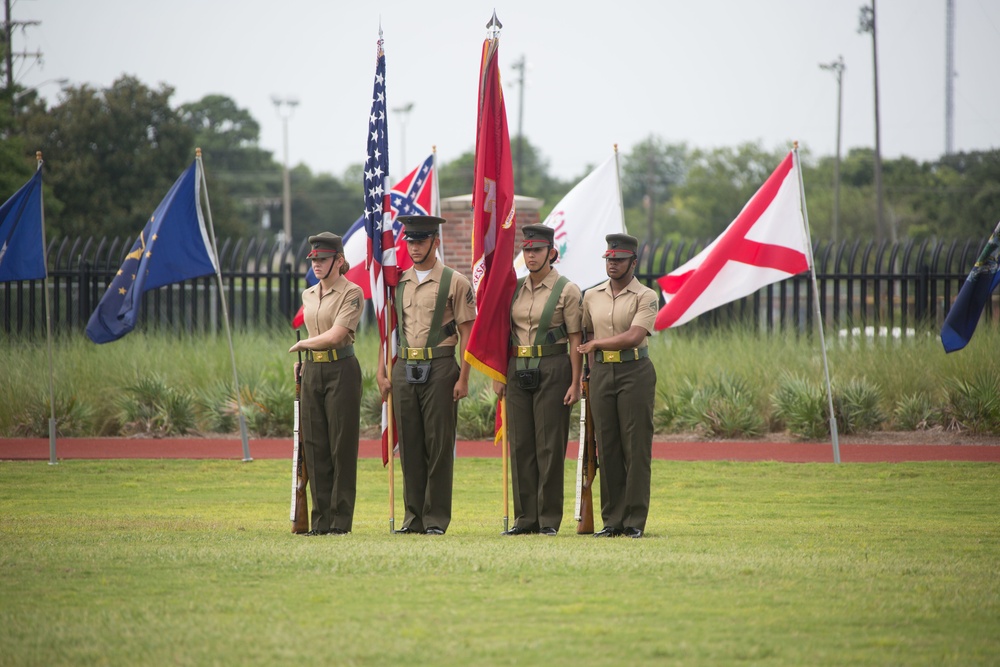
[
  {"left": 405, "top": 361, "right": 432, "bottom": 384},
  {"left": 515, "top": 367, "right": 541, "bottom": 392}
]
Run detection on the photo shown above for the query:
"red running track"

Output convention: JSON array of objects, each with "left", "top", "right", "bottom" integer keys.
[{"left": 2, "top": 438, "right": 999, "bottom": 463}]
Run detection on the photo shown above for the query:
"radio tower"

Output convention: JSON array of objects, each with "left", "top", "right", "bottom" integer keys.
[{"left": 945, "top": 0, "right": 955, "bottom": 155}]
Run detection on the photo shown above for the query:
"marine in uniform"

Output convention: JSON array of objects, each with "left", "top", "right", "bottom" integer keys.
[
  {"left": 289, "top": 232, "right": 364, "bottom": 535},
  {"left": 496, "top": 224, "right": 583, "bottom": 536},
  {"left": 577, "top": 233, "right": 658, "bottom": 538},
  {"left": 376, "top": 215, "right": 476, "bottom": 535}
]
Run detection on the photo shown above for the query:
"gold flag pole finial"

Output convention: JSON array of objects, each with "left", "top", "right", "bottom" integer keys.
[
  {"left": 196, "top": 147, "right": 202, "bottom": 158},
  {"left": 36, "top": 151, "right": 42, "bottom": 162}
]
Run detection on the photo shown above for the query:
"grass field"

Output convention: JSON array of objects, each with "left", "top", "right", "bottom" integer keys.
[{"left": 1, "top": 458, "right": 998, "bottom": 666}]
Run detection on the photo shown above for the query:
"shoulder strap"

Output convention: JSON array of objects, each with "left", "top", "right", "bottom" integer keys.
[
  {"left": 426, "top": 267, "right": 454, "bottom": 348},
  {"left": 509, "top": 277, "right": 528, "bottom": 347},
  {"left": 533, "top": 275, "right": 570, "bottom": 345},
  {"left": 395, "top": 278, "right": 409, "bottom": 350}
]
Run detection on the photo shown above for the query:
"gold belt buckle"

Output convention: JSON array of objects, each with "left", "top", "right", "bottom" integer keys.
[
  {"left": 313, "top": 350, "right": 330, "bottom": 363},
  {"left": 408, "top": 348, "right": 423, "bottom": 360},
  {"left": 517, "top": 345, "right": 532, "bottom": 358},
  {"left": 603, "top": 350, "right": 621, "bottom": 363}
]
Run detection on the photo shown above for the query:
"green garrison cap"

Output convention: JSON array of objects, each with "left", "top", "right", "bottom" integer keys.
[
  {"left": 521, "top": 224, "right": 554, "bottom": 248},
  {"left": 399, "top": 215, "right": 446, "bottom": 240},
  {"left": 306, "top": 232, "right": 344, "bottom": 258},
  {"left": 603, "top": 233, "right": 639, "bottom": 258}
]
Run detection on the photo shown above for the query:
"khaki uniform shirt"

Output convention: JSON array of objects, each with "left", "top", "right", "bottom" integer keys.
[
  {"left": 301, "top": 274, "right": 364, "bottom": 347},
  {"left": 398, "top": 261, "right": 476, "bottom": 348},
  {"left": 510, "top": 269, "right": 583, "bottom": 345},
  {"left": 582, "top": 276, "right": 657, "bottom": 345}
]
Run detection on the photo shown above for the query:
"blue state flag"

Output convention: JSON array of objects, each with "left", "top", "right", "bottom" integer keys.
[
  {"left": 86, "top": 160, "right": 219, "bottom": 344},
  {"left": 0, "top": 167, "right": 46, "bottom": 283},
  {"left": 941, "top": 220, "right": 1000, "bottom": 353}
]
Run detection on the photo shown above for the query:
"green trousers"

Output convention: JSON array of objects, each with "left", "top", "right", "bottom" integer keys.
[
  {"left": 505, "top": 354, "right": 572, "bottom": 532},
  {"left": 589, "top": 357, "right": 655, "bottom": 532},
  {"left": 301, "top": 356, "right": 362, "bottom": 533},
  {"left": 392, "top": 356, "right": 460, "bottom": 533}
]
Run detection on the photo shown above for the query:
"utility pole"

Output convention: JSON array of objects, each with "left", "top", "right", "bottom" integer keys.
[
  {"left": 820, "top": 56, "right": 845, "bottom": 244},
  {"left": 3, "top": 0, "right": 42, "bottom": 93},
  {"left": 858, "top": 2, "right": 889, "bottom": 242},
  {"left": 945, "top": 0, "right": 955, "bottom": 155},
  {"left": 645, "top": 136, "right": 656, "bottom": 242},
  {"left": 511, "top": 54, "right": 527, "bottom": 187},
  {"left": 271, "top": 95, "right": 299, "bottom": 254}
]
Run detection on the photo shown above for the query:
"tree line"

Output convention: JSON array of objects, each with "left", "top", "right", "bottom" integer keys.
[{"left": 2, "top": 75, "right": 998, "bottom": 245}]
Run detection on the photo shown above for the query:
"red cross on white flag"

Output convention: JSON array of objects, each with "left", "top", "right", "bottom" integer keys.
[{"left": 654, "top": 151, "right": 811, "bottom": 330}]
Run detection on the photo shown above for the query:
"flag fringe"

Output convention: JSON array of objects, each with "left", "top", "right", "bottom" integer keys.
[{"left": 464, "top": 350, "right": 507, "bottom": 384}]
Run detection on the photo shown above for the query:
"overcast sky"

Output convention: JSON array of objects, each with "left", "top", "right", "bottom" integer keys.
[{"left": 14, "top": 0, "right": 1000, "bottom": 183}]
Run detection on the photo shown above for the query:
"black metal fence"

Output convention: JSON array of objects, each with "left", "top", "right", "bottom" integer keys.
[
  {"left": 1, "top": 235, "right": 996, "bottom": 338},
  {"left": 634, "top": 236, "right": 997, "bottom": 336}
]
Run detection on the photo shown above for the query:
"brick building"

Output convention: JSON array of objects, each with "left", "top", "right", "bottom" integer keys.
[{"left": 438, "top": 194, "right": 544, "bottom": 279}]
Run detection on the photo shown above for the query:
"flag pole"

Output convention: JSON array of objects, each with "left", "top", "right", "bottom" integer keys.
[
  {"left": 501, "top": 396, "right": 509, "bottom": 532},
  {"left": 385, "top": 300, "right": 396, "bottom": 533},
  {"left": 612, "top": 143, "right": 626, "bottom": 233},
  {"left": 197, "top": 148, "right": 252, "bottom": 462},
  {"left": 794, "top": 143, "right": 840, "bottom": 464},
  {"left": 431, "top": 146, "right": 445, "bottom": 264},
  {"left": 386, "top": 42, "right": 396, "bottom": 534},
  {"left": 35, "top": 152, "right": 58, "bottom": 465},
  {"left": 431, "top": 146, "right": 440, "bottom": 218}
]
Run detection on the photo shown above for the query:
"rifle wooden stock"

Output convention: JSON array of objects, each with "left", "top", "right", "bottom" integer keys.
[
  {"left": 290, "top": 342, "right": 310, "bottom": 534},
  {"left": 575, "top": 374, "right": 597, "bottom": 534}
]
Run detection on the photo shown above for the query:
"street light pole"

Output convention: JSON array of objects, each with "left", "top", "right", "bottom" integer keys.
[
  {"left": 858, "top": 2, "right": 888, "bottom": 242},
  {"left": 820, "top": 56, "right": 845, "bottom": 244},
  {"left": 271, "top": 95, "right": 299, "bottom": 253},
  {"left": 511, "top": 55, "right": 527, "bottom": 187},
  {"left": 392, "top": 102, "right": 414, "bottom": 171}
]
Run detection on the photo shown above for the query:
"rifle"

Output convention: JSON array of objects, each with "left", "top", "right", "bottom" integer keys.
[
  {"left": 574, "top": 332, "right": 597, "bottom": 534},
  {"left": 290, "top": 334, "right": 310, "bottom": 533}
]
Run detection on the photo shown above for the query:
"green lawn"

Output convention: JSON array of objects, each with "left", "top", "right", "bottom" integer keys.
[{"left": 1, "top": 458, "right": 998, "bottom": 666}]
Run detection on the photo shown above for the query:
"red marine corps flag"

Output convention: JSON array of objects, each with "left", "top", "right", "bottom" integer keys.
[{"left": 464, "top": 14, "right": 516, "bottom": 384}]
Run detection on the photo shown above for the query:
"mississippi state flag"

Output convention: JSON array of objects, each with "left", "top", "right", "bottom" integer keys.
[
  {"left": 346, "top": 153, "right": 432, "bottom": 295},
  {"left": 655, "top": 151, "right": 810, "bottom": 330},
  {"left": 290, "top": 154, "right": 433, "bottom": 329}
]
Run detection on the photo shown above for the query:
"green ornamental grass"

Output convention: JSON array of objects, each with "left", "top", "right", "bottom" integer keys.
[{"left": 1, "top": 325, "right": 998, "bottom": 438}]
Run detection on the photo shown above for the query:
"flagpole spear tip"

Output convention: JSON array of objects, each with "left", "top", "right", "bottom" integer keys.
[{"left": 486, "top": 10, "right": 502, "bottom": 37}]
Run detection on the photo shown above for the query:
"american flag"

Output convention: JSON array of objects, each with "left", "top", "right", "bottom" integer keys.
[{"left": 363, "top": 36, "right": 398, "bottom": 466}]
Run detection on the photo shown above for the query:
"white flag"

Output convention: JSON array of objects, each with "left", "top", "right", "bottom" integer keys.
[
  {"left": 655, "top": 151, "right": 811, "bottom": 329},
  {"left": 515, "top": 154, "right": 624, "bottom": 290}
]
